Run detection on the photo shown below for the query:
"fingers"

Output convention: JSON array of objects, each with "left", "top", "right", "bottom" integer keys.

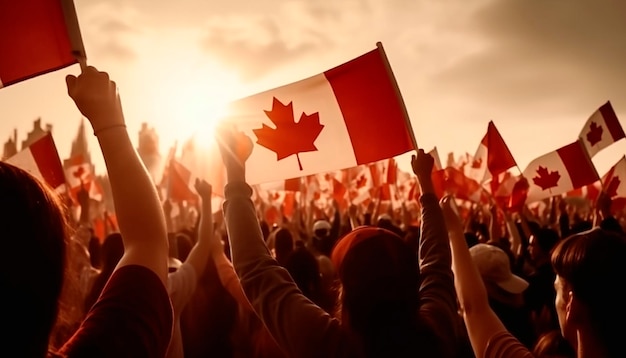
[{"left": 65, "top": 75, "right": 77, "bottom": 94}]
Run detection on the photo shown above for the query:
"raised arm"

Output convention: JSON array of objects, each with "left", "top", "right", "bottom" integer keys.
[
  {"left": 411, "top": 150, "right": 462, "bottom": 354},
  {"left": 182, "top": 179, "right": 215, "bottom": 276},
  {"left": 441, "top": 196, "right": 531, "bottom": 358},
  {"left": 215, "top": 126, "right": 342, "bottom": 357},
  {"left": 66, "top": 67, "right": 168, "bottom": 284}
]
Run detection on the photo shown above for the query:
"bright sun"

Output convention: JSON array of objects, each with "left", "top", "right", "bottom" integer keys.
[{"left": 136, "top": 47, "right": 244, "bottom": 155}]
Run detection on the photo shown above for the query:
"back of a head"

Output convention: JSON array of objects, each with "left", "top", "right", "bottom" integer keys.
[
  {"left": 0, "top": 162, "right": 69, "bottom": 355},
  {"left": 551, "top": 228, "right": 626, "bottom": 356},
  {"left": 101, "top": 233, "right": 124, "bottom": 272},
  {"left": 284, "top": 244, "right": 320, "bottom": 303},
  {"left": 534, "top": 227, "right": 560, "bottom": 255},
  {"left": 331, "top": 226, "right": 434, "bottom": 356},
  {"left": 274, "top": 228, "right": 294, "bottom": 264},
  {"left": 176, "top": 232, "right": 193, "bottom": 262},
  {"left": 532, "top": 330, "right": 575, "bottom": 358}
]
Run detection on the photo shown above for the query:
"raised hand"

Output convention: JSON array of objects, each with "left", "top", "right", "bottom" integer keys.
[
  {"left": 440, "top": 195, "right": 463, "bottom": 235},
  {"left": 65, "top": 66, "right": 124, "bottom": 135},
  {"left": 411, "top": 149, "right": 434, "bottom": 178},
  {"left": 194, "top": 178, "right": 213, "bottom": 200},
  {"left": 411, "top": 149, "right": 435, "bottom": 195},
  {"left": 215, "top": 124, "right": 253, "bottom": 182}
]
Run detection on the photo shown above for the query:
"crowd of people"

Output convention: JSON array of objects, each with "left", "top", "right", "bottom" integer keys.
[{"left": 2, "top": 66, "right": 626, "bottom": 357}]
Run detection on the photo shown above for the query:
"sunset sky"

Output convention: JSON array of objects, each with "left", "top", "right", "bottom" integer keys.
[{"left": 1, "top": 0, "right": 625, "bottom": 179}]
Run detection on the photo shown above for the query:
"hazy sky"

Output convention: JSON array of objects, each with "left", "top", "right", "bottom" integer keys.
[{"left": 1, "top": 0, "right": 624, "bottom": 178}]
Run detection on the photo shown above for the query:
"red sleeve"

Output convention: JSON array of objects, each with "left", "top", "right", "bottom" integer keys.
[{"left": 59, "top": 265, "right": 173, "bottom": 357}]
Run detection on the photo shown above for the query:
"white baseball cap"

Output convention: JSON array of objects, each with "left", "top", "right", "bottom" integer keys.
[
  {"left": 313, "top": 220, "right": 331, "bottom": 232},
  {"left": 470, "top": 243, "right": 529, "bottom": 294}
]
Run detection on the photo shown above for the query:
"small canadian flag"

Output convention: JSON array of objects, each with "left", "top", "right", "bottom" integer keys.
[
  {"left": 522, "top": 140, "right": 599, "bottom": 203},
  {"left": 5, "top": 133, "right": 66, "bottom": 191},
  {"left": 579, "top": 101, "right": 625, "bottom": 158},
  {"left": 602, "top": 155, "right": 626, "bottom": 199}
]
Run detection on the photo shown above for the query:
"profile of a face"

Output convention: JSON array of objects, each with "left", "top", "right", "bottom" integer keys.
[{"left": 554, "top": 275, "right": 576, "bottom": 347}]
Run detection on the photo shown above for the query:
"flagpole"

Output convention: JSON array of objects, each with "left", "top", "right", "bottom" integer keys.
[
  {"left": 61, "top": 0, "right": 87, "bottom": 71},
  {"left": 376, "top": 42, "right": 418, "bottom": 151}
]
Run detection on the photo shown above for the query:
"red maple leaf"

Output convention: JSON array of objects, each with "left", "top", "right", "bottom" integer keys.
[
  {"left": 586, "top": 121, "right": 603, "bottom": 146},
  {"left": 532, "top": 166, "right": 561, "bottom": 191},
  {"left": 471, "top": 157, "right": 483, "bottom": 169},
  {"left": 253, "top": 97, "right": 324, "bottom": 170},
  {"left": 606, "top": 176, "right": 621, "bottom": 197},
  {"left": 73, "top": 166, "right": 85, "bottom": 179},
  {"left": 356, "top": 174, "right": 367, "bottom": 189}
]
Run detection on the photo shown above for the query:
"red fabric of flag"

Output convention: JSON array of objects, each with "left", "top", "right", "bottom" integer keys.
[{"left": 0, "top": 0, "right": 84, "bottom": 87}]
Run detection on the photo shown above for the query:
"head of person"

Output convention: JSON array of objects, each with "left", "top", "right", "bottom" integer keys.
[
  {"left": 331, "top": 226, "right": 441, "bottom": 356},
  {"left": 528, "top": 227, "right": 560, "bottom": 265},
  {"left": 551, "top": 228, "right": 626, "bottom": 356},
  {"left": 470, "top": 243, "right": 529, "bottom": 300},
  {"left": 0, "top": 162, "right": 70, "bottom": 355},
  {"left": 100, "top": 233, "right": 124, "bottom": 273},
  {"left": 312, "top": 219, "right": 333, "bottom": 255},
  {"left": 532, "top": 329, "right": 575, "bottom": 358},
  {"left": 284, "top": 241, "right": 320, "bottom": 303},
  {"left": 273, "top": 227, "right": 294, "bottom": 266},
  {"left": 313, "top": 219, "right": 331, "bottom": 240}
]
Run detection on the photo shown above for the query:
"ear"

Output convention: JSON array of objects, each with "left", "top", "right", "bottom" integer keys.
[{"left": 566, "top": 291, "right": 586, "bottom": 326}]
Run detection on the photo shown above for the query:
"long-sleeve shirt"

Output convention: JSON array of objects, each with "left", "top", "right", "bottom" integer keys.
[{"left": 223, "top": 182, "right": 462, "bottom": 357}]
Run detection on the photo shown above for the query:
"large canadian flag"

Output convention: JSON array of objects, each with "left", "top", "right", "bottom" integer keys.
[
  {"left": 602, "top": 155, "right": 626, "bottom": 199},
  {"left": 224, "top": 43, "right": 416, "bottom": 185},
  {"left": 0, "top": 0, "right": 86, "bottom": 88},
  {"left": 523, "top": 140, "right": 599, "bottom": 203},
  {"left": 579, "top": 101, "right": 625, "bottom": 158},
  {"left": 4, "top": 133, "right": 66, "bottom": 190},
  {"left": 465, "top": 121, "right": 517, "bottom": 183}
]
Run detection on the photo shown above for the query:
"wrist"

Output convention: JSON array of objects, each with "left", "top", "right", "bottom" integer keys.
[{"left": 93, "top": 123, "right": 126, "bottom": 136}]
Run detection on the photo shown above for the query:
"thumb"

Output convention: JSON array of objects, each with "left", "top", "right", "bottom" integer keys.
[{"left": 65, "top": 75, "right": 77, "bottom": 95}]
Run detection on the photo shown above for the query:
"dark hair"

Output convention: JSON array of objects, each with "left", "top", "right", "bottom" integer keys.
[
  {"left": 284, "top": 244, "right": 321, "bottom": 305},
  {"left": 273, "top": 228, "right": 294, "bottom": 266},
  {"left": 534, "top": 228, "right": 560, "bottom": 254},
  {"left": 551, "top": 228, "right": 626, "bottom": 357},
  {"left": 0, "top": 162, "right": 69, "bottom": 356},
  {"left": 84, "top": 233, "right": 124, "bottom": 313},
  {"left": 332, "top": 227, "right": 443, "bottom": 357},
  {"left": 532, "top": 330, "right": 575, "bottom": 358},
  {"left": 176, "top": 232, "right": 193, "bottom": 262}
]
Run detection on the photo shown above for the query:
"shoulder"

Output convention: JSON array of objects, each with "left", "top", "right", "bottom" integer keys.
[
  {"left": 484, "top": 331, "right": 535, "bottom": 358},
  {"left": 60, "top": 265, "right": 173, "bottom": 357}
]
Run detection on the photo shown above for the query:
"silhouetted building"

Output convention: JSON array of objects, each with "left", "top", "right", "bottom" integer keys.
[
  {"left": 137, "top": 122, "right": 162, "bottom": 182},
  {"left": 2, "top": 129, "right": 18, "bottom": 160},
  {"left": 22, "top": 118, "right": 52, "bottom": 149},
  {"left": 69, "top": 118, "right": 91, "bottom": 164}
]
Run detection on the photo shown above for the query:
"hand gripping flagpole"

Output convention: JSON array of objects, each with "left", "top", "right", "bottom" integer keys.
[
  {"left": 376, "top": 42, "right": 419, "bottom": 151},
  {"left": 61, "top": 0, "right": 88, "bottom": 71}
]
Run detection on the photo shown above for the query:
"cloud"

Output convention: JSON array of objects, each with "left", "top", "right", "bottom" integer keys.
[
  {"left": 431, "top": 0, "right": 626, "bottom": 118},
  {"left": 78, "top": 3, "right": 143, "bottom": 62},
  {"left": 199, "top": 0, "right": 409, "bottom": 80}
]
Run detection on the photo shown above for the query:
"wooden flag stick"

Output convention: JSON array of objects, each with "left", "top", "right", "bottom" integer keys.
[
  {"left": 376, "top": 41, "right": 419, "bottom": 150},
  {"left": 61, "top": 0, "right": 88, "bottom": 71}
]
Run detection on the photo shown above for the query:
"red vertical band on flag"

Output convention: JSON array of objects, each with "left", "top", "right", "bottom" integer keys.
[
  {"left": 0, "top": 1, "right": 77, "bottom": 86},
  {"left": 557, "top": 141, "right": 599, "bottom": 188},
  {"left": 599, "top": 101, "right": 625, "bottom": 141},
  {"left": 486, "top": 121, "right": 517, "bottom": 176},
  {"left": 324, "top": 48, "right": 414, "bottom": 164},
  {"left": 29, "top": 133, "right": 66, "bottom": 189}
]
